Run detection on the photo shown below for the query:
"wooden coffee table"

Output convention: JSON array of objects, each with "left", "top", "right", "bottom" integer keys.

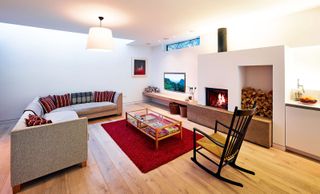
[{"left": 126, "top": 108, "right": 182, "bottom": 149}]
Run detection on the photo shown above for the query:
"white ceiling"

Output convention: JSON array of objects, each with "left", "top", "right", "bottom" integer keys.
[{"left": 0, "top": 0, "right": 320, "bottom": 46}]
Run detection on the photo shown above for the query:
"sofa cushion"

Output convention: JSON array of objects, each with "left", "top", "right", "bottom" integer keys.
[
  {"left": 50, "top": 106, "right": 74, "bottom": 113},
  {"left": 43, "top": 111, "right": 78, "bottom": 123},
  {"left": 24, "top": 97, "right": 44, "bottom": 116},
  {"left": 39, "top": 95, "right": 56, "bottom": 113},
  {"left": 71, "top": 92, "right": 93, "bottom": 104},
  {"left": 94, "top": 91, "right": 115, "bottom": 102},
  {"left": 25, "top": 114, "right": 52, "bottom": 127},
  {"left": 71, "top": 101, "right": 116, "bottom": 116},
  {"left": 53, "top": 94, "right": 71, "bottom": 108}
]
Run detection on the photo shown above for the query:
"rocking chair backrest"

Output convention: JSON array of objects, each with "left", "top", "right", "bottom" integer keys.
[{"left": 222, "top": 105, "right": 256, "bottom": 162}]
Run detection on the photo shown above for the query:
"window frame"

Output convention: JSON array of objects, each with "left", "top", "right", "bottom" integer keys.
[{"left": 166, "top": 37, "right": 200, "bottom": 51}]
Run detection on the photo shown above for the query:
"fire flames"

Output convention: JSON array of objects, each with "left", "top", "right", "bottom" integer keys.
[
  {"left": 206, "top": 88, "right": 228, "bottom": 110},
  {"left": 216, "top": 93, "right": 226, "bottom": 106}
]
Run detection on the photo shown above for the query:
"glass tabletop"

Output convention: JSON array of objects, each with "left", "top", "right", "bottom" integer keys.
[{"left": 127, "top": 108, "right": 178, "bottom": 129}]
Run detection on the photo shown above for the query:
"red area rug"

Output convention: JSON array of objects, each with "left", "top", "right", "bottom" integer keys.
[{"left": 101, "top": 119, "right": 202, "bottom": 173}]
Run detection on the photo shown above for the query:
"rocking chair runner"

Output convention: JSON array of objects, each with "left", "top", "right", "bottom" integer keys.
[{"left": 191, "top": 105, "right": 256, "bottom": 187}]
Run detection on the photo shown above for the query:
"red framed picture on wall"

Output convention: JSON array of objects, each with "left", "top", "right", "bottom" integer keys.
[{"left": 132, "top": 58, "right": 147, "bottom": 77}]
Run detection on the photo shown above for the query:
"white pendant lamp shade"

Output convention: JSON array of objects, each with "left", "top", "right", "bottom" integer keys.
[{"left": 86, "top": 16, "right": 113, "bottom": 51}]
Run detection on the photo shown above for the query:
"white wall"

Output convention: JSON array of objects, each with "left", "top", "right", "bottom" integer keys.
[
  {"left": 1, "top": 6, "right": 319, "bottom": 124},
  {"left": 0, "top": 23, "right": 151, "bottom": 121},
  {"left": 227, "top": 6, "right": 320, "bottom": 50},
  {"left": 241, "top": 66, "right": 273, "bottom": 91},
  {"left": 198, "top": 46, "right": 286, "bottom": 146},
  {"left": 149, "top": 6, "right": 320, "bottom": 94},
  {"left": 286, "top": 45, "right": 320, "bottom": 99},
  {"left": 148, "top": 7, "right": 319, "bottom": 147},
  {"left": 149, "top": 33, "right": 215, "bottom": 99}
]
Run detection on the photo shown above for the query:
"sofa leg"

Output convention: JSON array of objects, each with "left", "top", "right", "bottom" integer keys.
[
  {"left": 80, "top": 160, "right": 87, "bottom": 168},
  {"left": 12, "top": 184, "right": 21, "bottom": 194}
]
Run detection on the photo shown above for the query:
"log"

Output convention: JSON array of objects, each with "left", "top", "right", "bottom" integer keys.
[{"left": 241, "top": 87, "right": 273, "bottom": 119}]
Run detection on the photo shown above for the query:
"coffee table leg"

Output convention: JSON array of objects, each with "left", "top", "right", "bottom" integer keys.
[
  {"left": 125, "top": 112, "right": 128, "bottom": 126},
  {"left": 155, "top": 130, "right": 159, "bottom": 149}
]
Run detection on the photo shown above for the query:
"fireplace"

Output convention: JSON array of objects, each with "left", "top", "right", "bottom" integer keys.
[{"left": 206, "top": 88, "right": 228, "bottom": 110}]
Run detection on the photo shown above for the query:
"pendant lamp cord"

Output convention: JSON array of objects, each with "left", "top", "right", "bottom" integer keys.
[{"left": 98, "top": 16, "right": 104, "bottom": 27}]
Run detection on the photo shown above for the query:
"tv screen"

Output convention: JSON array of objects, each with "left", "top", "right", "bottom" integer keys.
[{"left": 164, "top": 72, "right": 186, "bottom": 93}]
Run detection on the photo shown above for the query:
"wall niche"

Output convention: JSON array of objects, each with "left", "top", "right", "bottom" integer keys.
[{"left": 239, "top": 65, "right": 273, "bottom": 119}]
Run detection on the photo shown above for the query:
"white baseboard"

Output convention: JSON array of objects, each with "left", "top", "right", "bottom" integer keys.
[
  {"left": 286, "top": 146, "right": 320, "bottom": 161},
  {"left": 124, "top": 100, "right": 148, "bottom": 105},
  {"left": 272, "top": 143, "right": 286, "bottom": 151}
]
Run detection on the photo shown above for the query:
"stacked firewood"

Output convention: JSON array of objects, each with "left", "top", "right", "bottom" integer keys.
[{"left": 241, "top": 87, "right": 273, "bottom": 119}]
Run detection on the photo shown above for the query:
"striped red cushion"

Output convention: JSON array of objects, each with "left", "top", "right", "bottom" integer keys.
[
  {"left": 53, "top": 94, "right": 71, "bottom": 108},
  {"left": 94, "top": 91, "right": 115, "bottom": 102},
  {"left": 94, "top": 91, "right": 101, "bottom": 102},
  {"left": 105, "top": 91, "right": 115, "bottom": 102},
  {"left": 25, "top": 114, "right": 52, "bottom": 127},
  {"left": 39, "top": 95, "right": 56, "bottom": 113}
]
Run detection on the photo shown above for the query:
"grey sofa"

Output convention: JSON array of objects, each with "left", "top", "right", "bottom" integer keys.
[{"left": 11, "top": 92, "right": 122, "bottom": 193}]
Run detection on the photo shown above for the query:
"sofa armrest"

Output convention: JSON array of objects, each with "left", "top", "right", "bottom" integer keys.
[
  {"left": 11, "top": 117, "right": 88, "bottom": 186},
  {"left": 114, "top": 93, "right": 123, "bottom": 115}
]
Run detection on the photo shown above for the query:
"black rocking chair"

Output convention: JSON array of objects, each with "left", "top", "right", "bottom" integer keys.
[{"left": 191, "top": 105, "right": 256, "bottom": 187}]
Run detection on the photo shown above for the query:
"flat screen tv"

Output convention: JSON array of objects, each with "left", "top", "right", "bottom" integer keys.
[{"left": 164, "top": 72, "right": 186, "bottom": 93}]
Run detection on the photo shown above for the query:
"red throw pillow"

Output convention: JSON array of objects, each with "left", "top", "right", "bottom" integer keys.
[
  {"left": 53, "top": 94, "right": 71, "bottom": 108},
  {"left": 105, "top": 91, "right": 116, "bottom": 102},
  {"left": 94, "top": 91, "right": 115, "bottom": 102},
  {"left": 25, "top": 114, "right": 52, "bottom": 127},
  {"left": 39, "top": 95, "right": 56, "bottom": 113},
  {"left": 94, "top": 91, "right": 103, "bottom": 102}
]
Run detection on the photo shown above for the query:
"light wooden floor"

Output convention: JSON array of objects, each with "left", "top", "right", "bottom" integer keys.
[{"left": 1, "top": 102, "right": 320, "bottom": 194}]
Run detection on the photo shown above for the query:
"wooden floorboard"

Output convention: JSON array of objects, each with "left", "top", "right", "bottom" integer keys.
[{"left": 0, "top": 102, "right": 320, "bottom": 193}]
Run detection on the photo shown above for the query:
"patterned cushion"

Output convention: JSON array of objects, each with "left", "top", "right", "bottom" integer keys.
[
  {"left": 71, "top": 92, "right": 93, "bottom": 104},
  {"left": 39, "top": 95, "right": 56, "bottom": 113},
  {"left": 53, "top": 94, "right": 71, "bottom": 108},
  {"left": 144, "top": 127, "right": 169, "bottom": 138},
  {"left": 143, "top": 126, "right": 180, "bottom": 138},
  {"left": 25, "top": 114, "right": 52, "bottom": 127},
  {"left": 94, "top": 91, "right": 115, "bottom": 102},
  {"left": 165, "top": 126, "right": 180, "bottom": 134}
]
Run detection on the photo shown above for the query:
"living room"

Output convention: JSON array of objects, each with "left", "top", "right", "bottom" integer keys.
[{"left": 1, "top": 1, "right": 320, "bottom": 193}]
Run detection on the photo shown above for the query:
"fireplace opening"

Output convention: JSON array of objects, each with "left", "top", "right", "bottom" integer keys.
[{"left": 206, "top": 88, "right": 228, "bottom": 110}]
